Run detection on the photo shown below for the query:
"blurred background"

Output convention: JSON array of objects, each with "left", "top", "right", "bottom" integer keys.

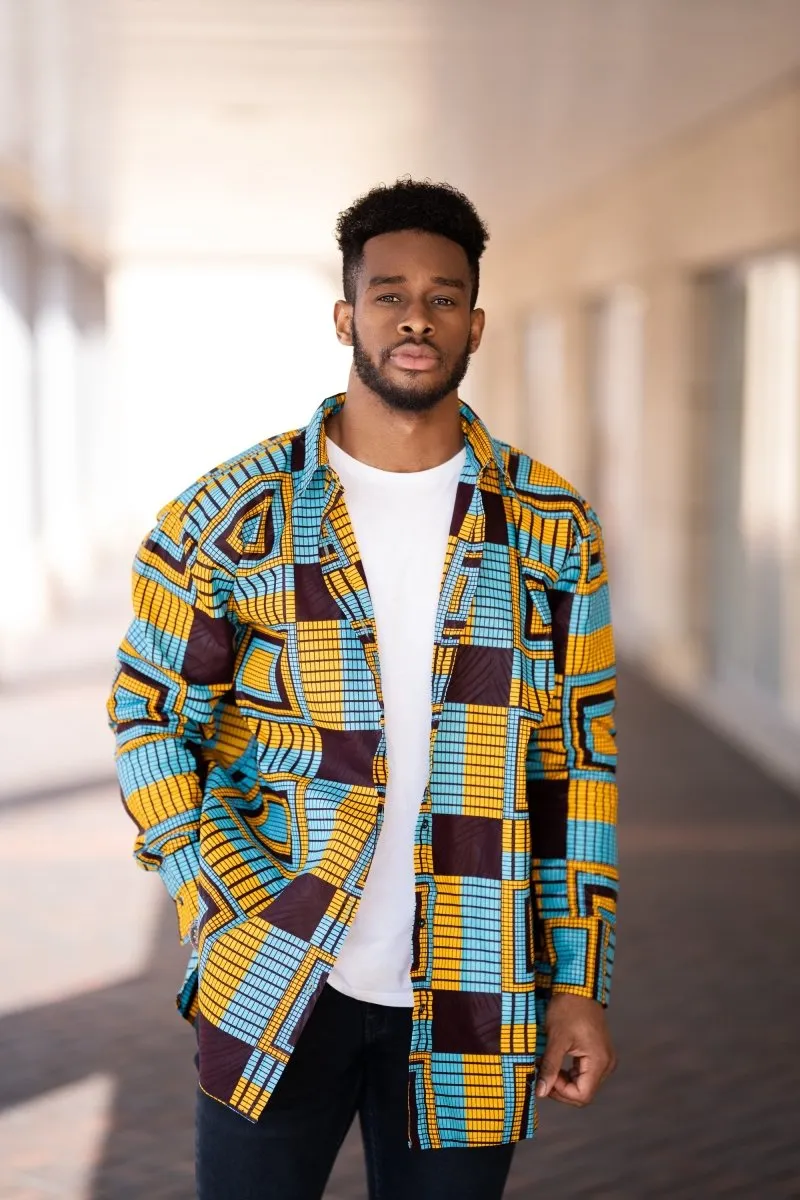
[{"left": 1, "top": 1, "right": 799, "bottom": 1197}]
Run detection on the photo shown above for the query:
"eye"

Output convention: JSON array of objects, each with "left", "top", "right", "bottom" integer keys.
[
  {"left": 376, "top": 294, "right": 401, "bottom": 304},
  {"left": 432, "top": 296, "right": 456, "bottom": 307}
]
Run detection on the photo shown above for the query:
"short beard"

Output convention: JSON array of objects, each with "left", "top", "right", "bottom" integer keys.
[{"left": 351, "top": 321, "right": 471, "bottom": 414}]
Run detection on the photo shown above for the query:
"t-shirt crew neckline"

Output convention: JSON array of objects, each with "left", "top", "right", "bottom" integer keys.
[{"left": 325, "top": 438, "right": 466, "bottom": 486}]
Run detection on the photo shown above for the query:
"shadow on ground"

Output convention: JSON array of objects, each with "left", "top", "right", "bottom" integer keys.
[{"left": 2, "top": 666, "right": 799, "bottom": 1197}]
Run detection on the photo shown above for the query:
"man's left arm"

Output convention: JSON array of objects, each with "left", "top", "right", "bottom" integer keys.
[{"left": 527, "top": 507, "right": 619, "bottom": 1105}]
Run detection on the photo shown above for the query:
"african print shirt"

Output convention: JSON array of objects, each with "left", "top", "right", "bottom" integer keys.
[{"left": 107, "top": 392, "right": 618, "bottom": 1150}]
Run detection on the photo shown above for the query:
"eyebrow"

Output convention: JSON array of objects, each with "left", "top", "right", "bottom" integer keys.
[{"left": 367, "top": 274, "right": 467, "bottom": 291}]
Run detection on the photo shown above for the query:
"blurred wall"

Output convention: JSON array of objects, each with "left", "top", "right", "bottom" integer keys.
[
  {"left": 475, "top": 77, "right": 800, "bottom": 785},
  {"left": 107, "top": 259, "right": 349, "bottom": 538},
  {"left": 0, "top": 217, "right": 108, "bottom": 639},
  {"left": 2, "top": 3, "right": 799, "bottom": 790}
]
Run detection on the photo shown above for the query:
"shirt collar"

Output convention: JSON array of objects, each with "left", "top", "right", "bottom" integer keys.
[
  {"left": 296, "top": 392, "right": 508, "bottom": 494},
  {"left": 296, "top": 392, "right": 344, "bottom": 495},
  {"left": 457, "top": 398, "right": 508, "bottom": 487}
]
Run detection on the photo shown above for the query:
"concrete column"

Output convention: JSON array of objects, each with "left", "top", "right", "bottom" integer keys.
[
  {"left": 0, "top": 213, "right": 49, "bottom": 671},
  {"left": 34, "top": 241, "right": 91, "bottom": 601},
  {"left": 555, "top": 300, "right": 591, "bottom": 497},
  {"left": 514, "top": 301, "right": 590, "bottom": 493},
  {"left": 74, "top": 262, "right": 112, "bottom": 555},
  {"left": 637, "top": 269, "right": 706, "bottom": 689},
  {"left": 784, "top": 526, "right": 800, "bottom": 726},
  {"left": 470, "top": 316, "right": 525, "bottom": 448},
  {"left": 590, "top": 286, "right": 646, "bottom": 654},
  {"left": 782, "top": 263, "right": 800, "bottom": 730}
]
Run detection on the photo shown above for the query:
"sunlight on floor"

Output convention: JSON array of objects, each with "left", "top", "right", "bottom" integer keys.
[
  {"left": 0, "top": 787, "right": 163, "bottom": 1018},
  {"left": 0, "top": 1074, "right": 115, "bottom": 1198}
]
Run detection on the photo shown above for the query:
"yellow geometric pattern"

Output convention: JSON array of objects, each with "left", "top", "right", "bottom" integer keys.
[{"left": 108, "top": 393, "right": 618, "bottom": 1149}]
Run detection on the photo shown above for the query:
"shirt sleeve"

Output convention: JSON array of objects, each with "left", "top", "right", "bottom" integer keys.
[
  {"left": 527, "top": 507, "right": 618, "bottom": 1021},
  {"left": 107, "top": 490, "right": 236, "bottom": 943}
]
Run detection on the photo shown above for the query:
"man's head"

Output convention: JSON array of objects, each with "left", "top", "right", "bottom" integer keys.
[{"left": 334, "top": 179, "right": 489, "bottom": 413}]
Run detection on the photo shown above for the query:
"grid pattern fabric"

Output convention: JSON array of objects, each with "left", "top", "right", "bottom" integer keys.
[{"left": 108, "top": 393, "right": 618, "bottom": 1150}]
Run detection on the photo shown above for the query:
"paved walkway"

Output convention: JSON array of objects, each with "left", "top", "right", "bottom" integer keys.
[{"left": 1, "top": 654, "right": 798, "bottom": 1197}]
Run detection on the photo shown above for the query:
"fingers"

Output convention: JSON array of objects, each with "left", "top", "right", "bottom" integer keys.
[
  {"left": 549, "top": 1053, "right": 601, "bottom": 1106},
  {"left": 536, "top": 1033, "right": 571, "bottom": 1098},
  {"left": 548, "top": 1076, "right": 586, "bottom": 1107},
  {"left": 546, "top": 1050, "right": 618, "bottom": 1107},
  {"left": 536, "top": 994, "right": 618, "bottom": 1106},
  {"left": 601, "top": 1049, "right": 618, "bottom": 1086}
]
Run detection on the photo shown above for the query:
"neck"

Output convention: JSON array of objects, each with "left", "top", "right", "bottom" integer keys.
[{"left": 327, "top": 371, "right": 464, "bottom": 472}]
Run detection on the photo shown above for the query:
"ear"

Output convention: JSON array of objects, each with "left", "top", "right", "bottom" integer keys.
[
  {"left": 334, "top": 300, "right": 354, "bottom": 347},
  {"left": 468, "top": 307, "right": 486, "bottom": 354}
]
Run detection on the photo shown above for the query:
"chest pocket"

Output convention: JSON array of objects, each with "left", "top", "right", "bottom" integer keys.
[{"left": 515, "top": 567, "right": 557, "bottom": 719}]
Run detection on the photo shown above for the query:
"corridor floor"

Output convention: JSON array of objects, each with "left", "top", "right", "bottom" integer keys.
[{"left": 1, "top": 658, "right": 798, "bottom": 1198}]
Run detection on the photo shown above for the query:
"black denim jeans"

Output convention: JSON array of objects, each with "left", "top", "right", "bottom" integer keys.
[{"left": 196, "top": 983, "right": 516, "bottom": 1200}]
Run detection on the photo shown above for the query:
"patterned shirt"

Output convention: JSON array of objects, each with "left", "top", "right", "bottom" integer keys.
[{"left": 108, "top": 392, "right": 618, "bottom": 1150}]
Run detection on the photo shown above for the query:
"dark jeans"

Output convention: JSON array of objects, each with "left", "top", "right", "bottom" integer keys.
[{"left": 196, "top": 983, "right": 516, "bottom": 1200}]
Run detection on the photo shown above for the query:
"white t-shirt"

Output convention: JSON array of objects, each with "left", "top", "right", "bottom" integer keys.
[{"left": 325, "top": 437, "right": 466, "bottom": 1006}]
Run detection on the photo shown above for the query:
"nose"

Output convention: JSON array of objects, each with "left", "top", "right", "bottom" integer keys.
[{"left": 398, "top": 302, "right": 434, "bottom": 339}]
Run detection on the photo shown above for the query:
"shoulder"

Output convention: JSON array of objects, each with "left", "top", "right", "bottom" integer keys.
[
  {"left": 495, "top": 440, "right": 599, "bottom": 541},
  {"left": 494, "top": 440, "right": 610, "bottom": 595},
  {"left": 147, "top": 427, "right": 306, "bottom": 577},
  {"left": 160, "top": 426, "right": 303, "bottom": 529}
]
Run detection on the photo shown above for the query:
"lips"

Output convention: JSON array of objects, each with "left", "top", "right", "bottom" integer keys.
[{"left": 389, "top": 343, "right": 440, "bottom": 372}]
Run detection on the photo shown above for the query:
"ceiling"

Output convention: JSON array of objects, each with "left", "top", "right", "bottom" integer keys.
[{"left": 2, "top": 0, "right": 800, "bottom": 264}]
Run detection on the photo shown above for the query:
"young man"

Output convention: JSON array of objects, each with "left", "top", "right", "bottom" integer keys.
[{"left": 108, "top": 179, "right": 618, "bottom": 1200}]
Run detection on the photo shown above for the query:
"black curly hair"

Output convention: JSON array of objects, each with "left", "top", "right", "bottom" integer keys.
[{"left": 335, "top": 178, "right": 489, "bottom": 309}]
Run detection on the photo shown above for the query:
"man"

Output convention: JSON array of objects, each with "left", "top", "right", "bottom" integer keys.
[{"left": 108, "top": 179, "right": 618, "bottom": 1200}]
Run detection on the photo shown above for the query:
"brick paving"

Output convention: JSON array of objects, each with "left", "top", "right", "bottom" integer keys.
[{"left": 1, "top": 664, "right": 799, "bottom": 1198}]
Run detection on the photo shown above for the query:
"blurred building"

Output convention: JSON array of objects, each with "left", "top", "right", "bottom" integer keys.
[{"left": 1, "top": 0, "right": 799, "bottom": 785}]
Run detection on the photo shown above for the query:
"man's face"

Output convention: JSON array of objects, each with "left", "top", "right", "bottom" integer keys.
[{"left": 335, "top": 230, "right": 485, "bottom": 413}]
